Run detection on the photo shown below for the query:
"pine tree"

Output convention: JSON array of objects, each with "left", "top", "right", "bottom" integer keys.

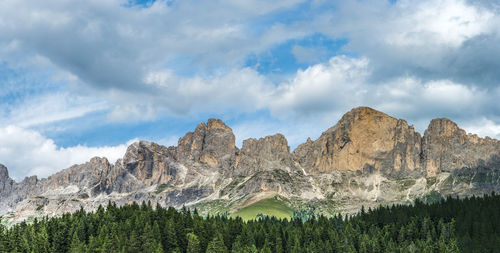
[
  {"left": 275, "top": 233, "right": 283, "bottom": 253},
  {"left": 100, "top": 234, "right": 113, "bottom": 253},
  {"left": 128, "top": 229, "right": 141, "bottom": 252},
  {"left": 0, "top": 223, "right": 5, "bottom": 252},
  {"left": 36, "top": 226, "right": 51, "bottom": 253},
  {"left": 290, "top": 234, "right": 301, "bottom": 253},
  {"left": 187, "top": 232, "right": 201, "bottom": 253},
  {"left": 20, "top": 224, "right": 34, "bottom": 252},
  {"left": 231, "top": 240, "right": 258, "bottom": 253},
  {"left": 70, "top": 231, "right": 86, "bottom": 253},
  {"left": 142, "top": 222, "right": 158, "bottom": 252},
  {"left": 87, "top": 235, "right": 100, "bottom": 253},
  {"left": 154, "top": 241, "right": 165, "bottom": 253},
  {"left": 163, "top": 219, "right": 178, "bottom": 251},
  {"left": 260, "top": 238, "right": 274, "bottom": 253},
  {"left": 206, "top": 233, "right": 228, "bottom": 253}
]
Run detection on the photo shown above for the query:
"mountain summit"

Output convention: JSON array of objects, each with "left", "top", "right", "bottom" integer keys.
[
  {"left": 293, "top": 106, "right": 422, "bottom": 176},
  {"left": 2, "top": 107, "right": 500, "bottom": 221}
]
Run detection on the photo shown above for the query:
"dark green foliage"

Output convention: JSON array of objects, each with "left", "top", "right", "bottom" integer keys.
[
  {"left": 206, "top": 233, "right": 228, "bottom": 253},
  {"left": 1, "top": 195, "right": 500, "bottom": 252},
  {"left": 186, "top": 232, "right": 200, "bottom": 253}
]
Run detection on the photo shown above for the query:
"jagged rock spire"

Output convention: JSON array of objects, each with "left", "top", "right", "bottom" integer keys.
[{"left": 177, "top": 118, "right": 237, "bottom": 169}]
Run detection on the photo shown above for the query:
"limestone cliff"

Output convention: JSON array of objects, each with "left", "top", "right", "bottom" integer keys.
[
  {"left": 234, "top": 134, "right": 296, "bottom": 177},
  {"left": 422, "top": 118, "right": 500, "bottom": 177},
  {"left": 293, "top": 107, "right": 423, "bottom": 177},
  {"left": 0, "top": 164, "right": 14, "bottom": 194},
  {"left": 120, "top": 141, "right": 177, "bottom": 186},
  {"left": 2, "top": 107, "right": 500, "bottom": 221},
  {"left": 178, "top": 118, "right": 237, "bottom": 170}
]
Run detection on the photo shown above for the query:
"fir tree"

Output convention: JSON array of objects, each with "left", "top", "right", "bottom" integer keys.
[
  {"left": 187, "top": 232, "right": 201, "bottom": 253},
  {"left": 206, "top": 233, "right": 228, "bottom": 253}
]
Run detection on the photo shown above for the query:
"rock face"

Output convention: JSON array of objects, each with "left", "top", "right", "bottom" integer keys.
[
  {"left": 293, "top": 107, "right": 423, "bottom": 177},
  {"left": 0, "top": 164, "right": 14, "bottom": 194},
  {"left": 120, "top": 141, "right": 176, "bottom": 186},
  {"left": 2, "top": 107, "right": 500, "bottom": 221},
  {"left": 234, "top": 134, "right": 296, "bottom": 177},
  {"left": 422, "top": 118, "right": 500, "bottom": 177},
  {"left": 178, "top": 119, "right": 237, "bottom": 170},
  {"left": 47, "top": 157, "right": 112, "bottom": 196}
]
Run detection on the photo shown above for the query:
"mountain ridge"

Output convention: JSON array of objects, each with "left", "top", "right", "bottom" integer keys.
[{"left": 2, "top": 106, "right": 500, "bottom": 222}]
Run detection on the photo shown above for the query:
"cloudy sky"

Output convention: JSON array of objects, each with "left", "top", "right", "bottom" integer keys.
[{"left": 1, "top": 0, "right": 500, "bottom": 180}]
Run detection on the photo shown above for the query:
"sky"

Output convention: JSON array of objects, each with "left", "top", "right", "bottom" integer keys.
[{"left": 1, "top": 0, "right": 500, "bottom": 181}]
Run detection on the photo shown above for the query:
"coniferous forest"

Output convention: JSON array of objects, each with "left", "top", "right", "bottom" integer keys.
[{"left": 1, "top": 194, "right": 500, "bottom": 252}]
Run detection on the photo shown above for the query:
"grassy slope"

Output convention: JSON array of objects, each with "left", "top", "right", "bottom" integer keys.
[{"left": 230, "top": 198, "right": 294, "bottom": 221}]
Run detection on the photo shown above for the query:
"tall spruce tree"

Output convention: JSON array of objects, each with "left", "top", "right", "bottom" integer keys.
[
  {"left": 206, "top": 233, "right": 228, "bottom": 253},
  {"left": 187, "top": 232, "right": 201, "bottom": 253}
]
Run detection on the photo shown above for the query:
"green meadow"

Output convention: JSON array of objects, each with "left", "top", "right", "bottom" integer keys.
[{"left": 230, "top": 197, "right": 294, "bottom": 221}]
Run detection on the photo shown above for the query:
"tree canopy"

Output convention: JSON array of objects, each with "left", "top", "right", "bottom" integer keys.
[{"left": 1, "top": 193, "right": 500, "bottom": 252}]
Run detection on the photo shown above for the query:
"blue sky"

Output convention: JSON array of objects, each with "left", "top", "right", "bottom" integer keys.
[{"left": 1, "top": 0, "right": 500, "bottom": 180}]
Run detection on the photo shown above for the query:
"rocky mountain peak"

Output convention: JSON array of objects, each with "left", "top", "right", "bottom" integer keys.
[
  {"left": 119, "top": 140, "right": 177, "bottom": 187},
  {"left": 341, "top": 106, "right": 393, "bottom": 121},
  {"left": 425, "top": 118, "right": 463, "bottom": 138},
  {"left": 3, "top": 107, "right": 500, "bottom": 222},
  {"left": 0, "top": 164, "right": 14, "bottom": 193},
  {"left": 294, "top": 106, "right": 422, "bottom": 176},
  {"left": 178, "top": 118, "right": 236, "bottom": 169},
  {"left": 89, "top": 156, "right": 110, "bottom": 166},
  {"left": 329, "top": 106, "right": 394, "bottom": 130},
  {"left": 0, "top": 164, "right": 9, "bottom": 180},
  {"left": 422, "top": 117, "right": 500, "bottom": 177},
  {"left": 206, "top": 118, "right": 232, "bottom": 131},
  {"left": 123, "top": 141, "right": 157, "bottom": 164},
  {"left": 234, "top": 134, "right": 295, "bottom": 176},
  {"left": 241, "top": 134, "right": 290, "bottom": 155}
]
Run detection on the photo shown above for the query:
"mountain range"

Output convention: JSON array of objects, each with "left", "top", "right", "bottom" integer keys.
[{"left": 2, "top": 106, "right": 500, "bottom": 222}]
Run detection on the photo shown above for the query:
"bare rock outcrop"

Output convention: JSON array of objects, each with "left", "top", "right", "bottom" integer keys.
[
  {"left": 178, "top": 118, "right": 237, "bottom": 170},
  {"left": 0, "top": 164, "right": 14, "bottom": 194},
  {"left": 121, "top": 141, "right": 177, "bottom": 186},
  {"left": 3, "top": 107, "right": 500, "bottom": 221},
  {"left": 293, "top": 107, "right": 423, "bottom": 177},
  {"left": 234, "top": 134, "right": 296, "bottom": 176},
  {"left": 422, "top": 118, "right": 500, "bottom": 177},
  {"left": 43, "top": 157, "right": 112, "bottom": 196},
  {"left": 0, "top": 165, "right": 16, "bottom": 214}
]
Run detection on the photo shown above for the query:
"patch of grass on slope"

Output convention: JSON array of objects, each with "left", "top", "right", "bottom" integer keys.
[{"left": 230, "top": 198, "right": 294, "bottom": 221}]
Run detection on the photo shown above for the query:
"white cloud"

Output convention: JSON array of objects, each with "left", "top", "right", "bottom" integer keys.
[
  {"left": 0, "top": 0, "right": 317, "bottom": 123},
  {"left": 261, "top": 55, "right": 490, "bottom": 134},
  {"left": 303, "top": 0, "right": 500, "bottom": 86},
  {"left": 0, "top": 0, "right": 310, "bottom": 91},
  {"left": 268, "top": 56, "right": 370, "bottom": 118},
  {"left": 0, "top": 125, "right": 133, "bottom": 181},
  {"left": 111, "top": 53, "right": 493, "bottom": 135},
  {"left": 1, "top": 93, "right": 108, "bottom": 128},
  {"left": 106, "top": 67, "right": 274, "bottom": 121},
  {"left": 421, "top": 80, "right": 479, "bottom": 107},
  {"left": 2, "top": 0, "right": 498, "bottom": 123},
  {"left": 384, "top": 0, "right": 493, "bottom": 48},
  {"left": 329, "top": 0, "right": 495, "bottom": 49},
  {"left": 463, "top": 118, "right": 500, "bottom": 140},
  {"left": 375, "top": 78, "right": 485, "bottom": 114}
]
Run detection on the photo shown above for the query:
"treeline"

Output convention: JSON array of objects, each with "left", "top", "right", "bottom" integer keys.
[{"left": 1, "top": 194, "right": 500, "bottom": 252}]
